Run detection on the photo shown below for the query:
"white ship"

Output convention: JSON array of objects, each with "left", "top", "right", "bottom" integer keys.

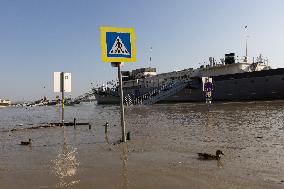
[
  {"left": 92, "top": 52, "right": 284, "bottom": 105},
  {"left": 0, "top": 99, "right": 11, "bottom": 107}
]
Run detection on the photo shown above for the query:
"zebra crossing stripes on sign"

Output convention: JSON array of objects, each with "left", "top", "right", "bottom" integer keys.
[
  {"left": 100, "top": 26, "right": 136, "bottom": 62},
  {"left": 108, "top": 36, "right": 130, "bottom": 56}
]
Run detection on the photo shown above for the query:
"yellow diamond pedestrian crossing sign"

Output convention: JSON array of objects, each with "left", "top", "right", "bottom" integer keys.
[{"left": 100, "top": 26, "right": 136, "bottom": 62}]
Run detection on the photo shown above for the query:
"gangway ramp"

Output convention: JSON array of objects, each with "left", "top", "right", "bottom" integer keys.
[{"left": 125, "top": 79, "right": 197, "bottom": 106}]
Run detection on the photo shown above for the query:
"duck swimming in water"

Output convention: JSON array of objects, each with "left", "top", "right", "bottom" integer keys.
[{"left": 198, "top": 150, "right": 224, "bottom": 160}]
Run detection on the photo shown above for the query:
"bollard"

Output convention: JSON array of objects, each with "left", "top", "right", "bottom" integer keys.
[
  {"left": 126, "top": 131, "right": 131, "bottom": 141},
  {"left": 89, "top": 124, "right": 92, "bottom": 130},
  {"left": 74, "top": 118, "right": 77, "bottom": 129},
  {"left": 104, "top": 122, "right": 108, "bottom": 134}
]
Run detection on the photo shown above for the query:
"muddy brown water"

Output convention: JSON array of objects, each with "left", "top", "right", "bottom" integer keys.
[{"left": 0, "top": 101, "right": 283, "bottom": 189}]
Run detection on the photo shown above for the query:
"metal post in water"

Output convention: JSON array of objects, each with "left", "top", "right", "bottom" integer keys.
[
  {"left": 61, "top": 72, "right": 65, "bottom": 126},
  {"left": 118, "top": 63, "right": 126, "bottom": 142},
  {"left": 126, "top": 131, "right": 131, "bottom": 141},
  {"left": 74, "top": 118, "right": 76, "bottom": 129},
  {"left": 111, "top": 62, "right": 127, "bottom": 142},
  {"left": 110, "top": 62, "right": 126, "bottom": 142},
  {"left": 104, "top": 122, "right": 108, "bottom": 134}
]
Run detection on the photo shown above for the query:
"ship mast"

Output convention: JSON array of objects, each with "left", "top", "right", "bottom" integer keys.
[
  {"left": 149, "top": 46, "right": 152, "bottom": 66},
  {"left": 245, "top": 38, "right": 248, "bottom": 61}
]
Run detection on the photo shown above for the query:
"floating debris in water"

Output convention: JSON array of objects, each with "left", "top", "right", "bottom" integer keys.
[{"left": 20, "top": 139, "right": 32, "bottom": 146}]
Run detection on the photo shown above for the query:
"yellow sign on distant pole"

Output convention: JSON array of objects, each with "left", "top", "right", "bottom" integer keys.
[{"left": 100, "top": 26, "right": 136, "bottom": 62}]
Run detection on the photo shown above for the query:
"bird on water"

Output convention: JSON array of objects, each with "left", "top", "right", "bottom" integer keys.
[
  {"left": 20, "top": 139, "right": 32, "bottom": 146},
  {"left": 198, "top": 150, "right": 224, "bottom": 160}
]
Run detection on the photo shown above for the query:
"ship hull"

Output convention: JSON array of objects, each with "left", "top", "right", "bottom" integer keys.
[
  {"left": 0, "top": 103, "right": 10, "bottom": 107},
  {"left": 94, "top": 68, "right": 284, "bottom": 104},
  {"left": 95, "top": 94, "right": 120, "bottom": 104},
  {"left": 162, "top": 68, "right": 284, "bottom": 102}
]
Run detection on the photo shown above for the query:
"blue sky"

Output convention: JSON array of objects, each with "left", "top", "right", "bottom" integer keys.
[{"left": 1, "top": 0, "right": 284, "bottom": 101}]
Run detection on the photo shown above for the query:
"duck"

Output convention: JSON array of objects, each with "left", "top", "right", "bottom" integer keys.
[
  {"left": 20, "top": 139, "right": 32, "bottom": 146},
  {"left": 198, "top": 150, "right": 224, "bottom": 160}
]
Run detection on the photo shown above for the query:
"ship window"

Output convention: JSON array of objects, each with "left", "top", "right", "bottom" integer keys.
[{"left": 282, "top": 78, "right": 284, "bottom": 80}]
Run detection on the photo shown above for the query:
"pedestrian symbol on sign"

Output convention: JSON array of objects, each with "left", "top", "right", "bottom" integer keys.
[{"left": 109, "top": 36, "right": 130, "bottom": 55}]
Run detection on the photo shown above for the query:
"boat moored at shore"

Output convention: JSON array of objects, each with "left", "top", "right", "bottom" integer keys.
[
  {"left": 92, "top": 52, "right": 284, "bottom": 105},
  {"left": 0, "top": 99, "right": 11, "bottom": 107}
]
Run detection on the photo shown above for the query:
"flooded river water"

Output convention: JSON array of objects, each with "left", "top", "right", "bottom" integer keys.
[{"left": 0, "top": 101, "right": 283, "bottom": 189}]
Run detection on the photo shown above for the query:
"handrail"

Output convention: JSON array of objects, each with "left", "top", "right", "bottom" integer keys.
[{"left": 125, "top": 79, "right": 194, "bottom": 106}]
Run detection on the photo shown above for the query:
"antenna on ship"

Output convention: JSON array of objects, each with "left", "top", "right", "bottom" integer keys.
[
  {"left": 244, "top": 25, "right": 249, "bottom": 63},
  {"left": 149, "top": 46, "right": 153, "bottom": 66}
]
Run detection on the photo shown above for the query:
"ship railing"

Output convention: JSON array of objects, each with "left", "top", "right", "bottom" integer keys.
[
  {"left": 125, "top": 79, "right": 193, "bottom": 106},
  {"left": 143, "top": 81, "right": 189, "bottom": 105}
]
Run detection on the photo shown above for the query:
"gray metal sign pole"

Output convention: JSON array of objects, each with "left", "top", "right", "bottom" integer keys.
[
  {"left": 113, "top": 62, "right": 126, "bottom": 142},
  {"left": 61, "top": 72, "right": 65, "bottom": 126}
]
